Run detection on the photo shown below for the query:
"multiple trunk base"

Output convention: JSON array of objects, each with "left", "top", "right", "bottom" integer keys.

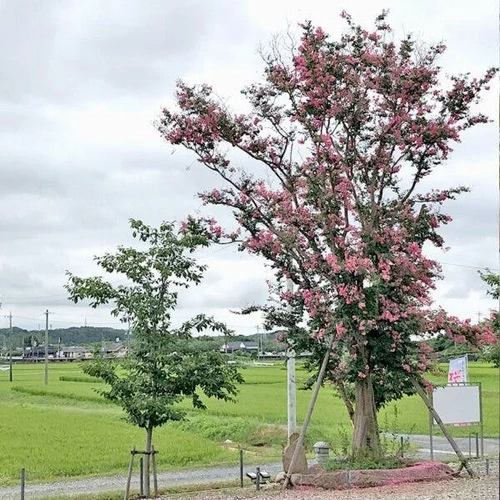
[{"left": 351, "top": 377, "right": 381, "bottom": 462}]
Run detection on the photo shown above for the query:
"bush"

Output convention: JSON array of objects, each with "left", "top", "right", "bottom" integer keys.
[
  {"left": 174, "top": 415, "right": 259, "bottom": 443},
  {"left": 59, "top": 375, "right": 103, "bottom": 383}
]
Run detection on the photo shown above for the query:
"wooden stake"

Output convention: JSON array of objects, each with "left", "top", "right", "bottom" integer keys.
[
  {"left": 124, "top": 446, "right": 135, "bottom": 500},
  {"left": 152, "top": 446, "right": 158, "bottom": 497},
  {"left": 139, "top": 457, "right": 144, "bottom": 497}
]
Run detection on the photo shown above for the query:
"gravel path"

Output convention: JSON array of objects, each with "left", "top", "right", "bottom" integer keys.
[
  {"left": 171, "top": 475, "right": 500, "bottom": 500},
  {"left": 0, "top": 436, "right": 497, "bottom": 500},
  {"left": 171, "top": 458, "right": 500, "bottom": 500},
  {"left": 0, "top": 462, "right": 283, "bottom": 500}
]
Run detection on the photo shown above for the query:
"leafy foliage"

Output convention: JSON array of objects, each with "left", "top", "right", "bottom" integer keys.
[
  {"left": 479, "top": 270, "right": 500, "bottom": 367},
  {"left": 479, "top": 271, "right": 500, "bottom": 300},
  {"left": 65, "top": 219, "right": 243, "bottom": 432}
]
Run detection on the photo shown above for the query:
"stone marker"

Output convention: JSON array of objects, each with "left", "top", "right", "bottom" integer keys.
[
  {"left": 313, "top": 441, "right": 330, "bottom": 465},
  {"left": 282, "top": 432, "right": 308, "bottom": 474}
]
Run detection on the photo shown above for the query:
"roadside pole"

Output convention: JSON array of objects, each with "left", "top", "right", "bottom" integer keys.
[
  {"left": 44, "top": 310, "right": 49, "bottom": 385},
  {"left": 286, "top": 278, "right": 296, "bottom": 441},
  {"left": 8, "top": 311, "right": 13, "bottom": 382}
]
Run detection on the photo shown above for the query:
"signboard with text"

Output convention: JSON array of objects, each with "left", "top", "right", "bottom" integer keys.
[{"left": 447, "top": 355, "right": 468, "bottom": 384}]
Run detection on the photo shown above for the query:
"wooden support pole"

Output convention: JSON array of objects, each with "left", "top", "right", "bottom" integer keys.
[
  {"left": 139, "top": 457, "right": 144, "bottom": 497},
  {"left": 124, "top": 446, "right": 135, "bottom": 500},
  {"left": 410, "top": 377, "right": 476, "bottom": 478},
  {"left": 152, "top": 446, "right": 158, "bottom": 497}
]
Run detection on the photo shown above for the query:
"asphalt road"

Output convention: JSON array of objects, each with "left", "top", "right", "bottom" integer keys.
[
  {"left": 389, "top": 433, "right": 499, "bottom": 460},
  {"left": 0, "top": 435, "right": 498, "bottom": 500}
]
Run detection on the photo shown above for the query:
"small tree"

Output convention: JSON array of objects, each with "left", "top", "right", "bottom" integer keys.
[
  {"left": 480, "top": 271, "right": 500, "bottom": 300},
  {"left": 65, "top": 219, "right": 243, "bottom": 496},
  {"left": 479, "top": 270, "right": 500, "bottom": 367},
  {"left": 157, "top": 12, "right": 496, "bottom": 461}
]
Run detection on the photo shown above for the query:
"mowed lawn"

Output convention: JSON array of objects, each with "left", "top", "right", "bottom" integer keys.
[{"left": 0, "top": 361, "right": 497, "bottom": 485}]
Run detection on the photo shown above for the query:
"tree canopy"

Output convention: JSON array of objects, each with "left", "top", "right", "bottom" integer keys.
[
  {"left": 479, "top": 270, "right": 500, "bottom": 367},
  {"left": 157, "top": 12, "right": 496, "bottom": 460}
]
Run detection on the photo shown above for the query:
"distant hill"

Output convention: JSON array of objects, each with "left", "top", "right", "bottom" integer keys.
[
  {"left": 0, "top": 326, "right": 127, "bottom": 348},
  {"left": 0, "top": 326, "right": 286, "bottom": 350}
]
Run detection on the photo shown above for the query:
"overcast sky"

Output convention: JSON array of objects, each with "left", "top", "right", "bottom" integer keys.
[{"left": 0, "top": 0, "right": 498, "bottom": 334}]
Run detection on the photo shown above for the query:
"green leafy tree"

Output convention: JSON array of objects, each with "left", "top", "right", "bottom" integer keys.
[
  {"left": 65, "top": 219, "right": 243, "bottom": 496},
  {"left": 479, "top": 271, "right": 500, "bottom": 300},
  {"left": 479, "top": 270, "right": 500, "bottom": 366}
]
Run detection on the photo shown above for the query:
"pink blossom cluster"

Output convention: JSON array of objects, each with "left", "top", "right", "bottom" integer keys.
[{"left": 157, "top": 11, "right": 497, "bottom": 390}]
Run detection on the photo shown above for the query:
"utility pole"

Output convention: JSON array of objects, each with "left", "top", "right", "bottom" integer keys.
[
  {"left": 44, "top": 309, "right": 50, "bottom": 385},
  {"left": 5, "top": 311, "right": 13, "bottom": 382},
  {"left": 257, "top": 325, "right": 262, "bottom": 357},
  {"left": 127, "top": 319, "right": 130, "bottom": 350},
  {"left": 286, "top": 278, "right": 297, "bottom": 441}
]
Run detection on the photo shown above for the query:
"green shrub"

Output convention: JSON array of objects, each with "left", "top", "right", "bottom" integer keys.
[{"left": 59, "top": 376, "right": 104, "bottom": 383}]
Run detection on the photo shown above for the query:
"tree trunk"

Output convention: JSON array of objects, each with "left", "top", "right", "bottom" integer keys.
[
  {"left": 144, "top": 425, "right": 153, "bottom": 497},
  {"left": 351, "top": 376, "right": 381, "bottom": 462},
  {"left": 336, "top": 381, "right": 355, "bottom": 425}
]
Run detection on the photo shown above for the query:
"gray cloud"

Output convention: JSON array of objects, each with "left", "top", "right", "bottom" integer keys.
[
  {"left": 0, "top": 1, "right": 63, "bottom": 104},
  {"left": 0, "top": 163, "right": 65, "bottom": 197},
  {"left": 0, "top": 0, "right": 497, "bottom": 330},
  {"left": 0, "top": 0, "right": 253, "bottom": 105}
]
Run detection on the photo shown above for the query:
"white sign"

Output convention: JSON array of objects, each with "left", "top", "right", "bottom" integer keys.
[
  {"left": 447, "top": 355, "right": 468, "bottom": 383},
  {"left": 433, "top": 385, "right": 480, "bottom": 424},
  {"left": 0, "top": 365, "right": 9, "bottom": 371}
]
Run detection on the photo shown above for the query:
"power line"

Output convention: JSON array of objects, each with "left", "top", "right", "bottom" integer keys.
[
  {"left": 439, "top": 262, "right": 498, "bottom": 271},
  {"left": 194, "top": 244, "right": 238, "bottom": 261}
]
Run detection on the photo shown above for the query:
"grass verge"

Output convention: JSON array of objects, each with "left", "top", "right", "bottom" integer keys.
[{"left": 0, "top": 361, "right": 497, "bottom": 486}]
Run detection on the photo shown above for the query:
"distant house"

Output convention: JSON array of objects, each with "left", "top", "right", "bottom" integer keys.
[
  {"left": 220, "top": 341, "right": 259, "bottom": 354},
  {"left": 23, "top": 346, "right": 57, "bottom": 360},
  {"left": 102, "top": 342, "right": 128, "bottom": 358},
  {"left": 59, "top": 347, "right": 93, "bottom": 360}
]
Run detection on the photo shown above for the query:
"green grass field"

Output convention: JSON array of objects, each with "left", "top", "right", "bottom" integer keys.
[{"left": 0, "top": 361, "right": 497, "bottom": 486}]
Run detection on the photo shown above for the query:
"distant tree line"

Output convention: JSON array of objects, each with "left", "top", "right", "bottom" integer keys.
[
  {"left": 0, "top": 326, "right": 126, "bottom": 350},
  {"left": 0, "top": 325, "right": 286, "bottom": 353}
]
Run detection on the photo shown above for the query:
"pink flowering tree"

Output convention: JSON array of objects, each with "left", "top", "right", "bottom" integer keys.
[
  {"left": 479, "top": 271, "right": 500, "bottom": 367},
  {"left": 157, "top": 12, "right": 496, "bottom": 461}
]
